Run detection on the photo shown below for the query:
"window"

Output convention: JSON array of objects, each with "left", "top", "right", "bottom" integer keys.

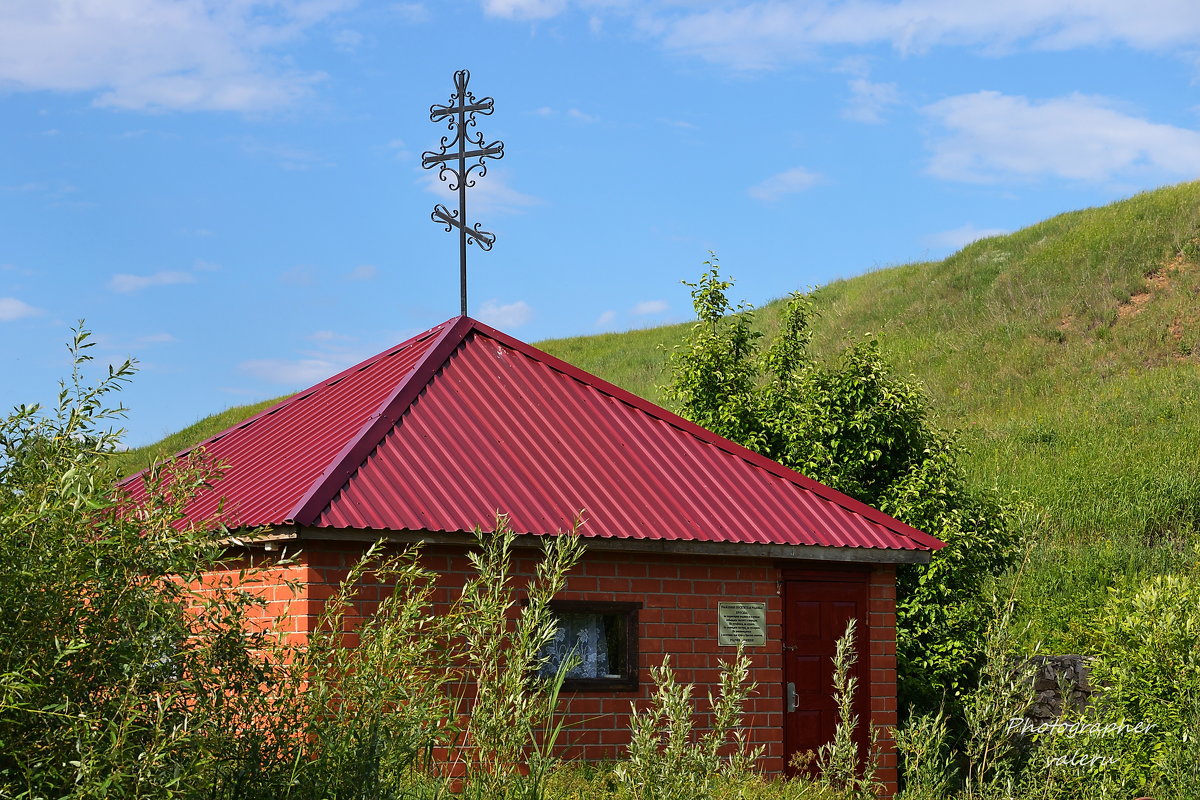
[{"left": 538, "top": 601, "right": 640, "bottom": 691}]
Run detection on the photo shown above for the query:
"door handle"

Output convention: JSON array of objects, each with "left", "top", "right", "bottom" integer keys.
[{"left": 786, "top": 681, "right": 797, "bottom": 712}]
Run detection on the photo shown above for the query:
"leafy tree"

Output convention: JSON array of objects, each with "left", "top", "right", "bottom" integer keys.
[{"left": 667, "top": 258, "right": 1020, "bottom": 713}]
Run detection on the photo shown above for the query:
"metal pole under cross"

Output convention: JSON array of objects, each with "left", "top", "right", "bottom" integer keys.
[{"left": 421, "top": 70, "right": 504, "bottom": 317}]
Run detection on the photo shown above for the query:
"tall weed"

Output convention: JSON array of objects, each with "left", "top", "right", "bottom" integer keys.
[
  {"left": 450, "top": 521, "right": 585, "bottom": 800},
  {"left": 813, "top": 620, "right": 882, "bottom": 800},
  {"left": 615, "top": 645, "right": 763, "bottom": 800}
]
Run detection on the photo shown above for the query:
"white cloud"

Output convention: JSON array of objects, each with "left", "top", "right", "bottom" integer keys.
[
  {"left": 923, "top": 91, "right": 1200, "bottom": 183},
  {"left": 346, "top": 264, "right": 378, "bottom": 281},
  {"left": 108, "top": 270, "right": 197, "bottom": 293},
  {"left": 392, "top": 4, "right": 431, "bottom": 23},
  {"left": 419, "top": 168, "right": 540, "bottom": 215},
  {"left": 0, "top": 182, "right": 46, "bottom": 193},
  {"left": 308, "top": 329, "right": 354, "bottom": 342},
  {"left": 240, "top": 139, "right": 331, "bottom": 171},
  {"left": 632, "top": 300, "right": 668, "bottom": 315},
  {"left": 1, "top": 181, "right": 77, "bottom": 198},
  {"left": 595, "top": 309, "right": 617, "bottom": 327},
  {"left": 0, "top": 297, "right": 43, "bottom": 321},
  {"left": 924, "top": 223, "right": 1010, "bottom": 251},
  {"left": 482, "top": 0, "right": 568, "bottom": 21},
  {"left": 0, "top": 0, "right": 345, "bottom": 112},
  {"left": 530, "top": 106, "right": 599, "bottom": 123},
  {"left": 136, "top": 332, "right": 176, "bottom": 344},
  {"left": 653, "top": 1, "right": 1200, "bottom": 69},
  {"left": 747, "top": 167, "right": 823, "bottom": 201},
  {"left": 332, "top": 29, "right": 365, "bottom": 53},
  {"left": 476, "top": 299, "right": 532, "bottom": 328},
  {"left": 240, "top": 331, "right": 379, "bottom": 385},
  {"left": 386, "top": 139, "right": 411, "bottom": 160},
  {"left": 660, "top": 118, "right": 697, "bottom": 130},
  {"left": 279, "top": 265, "right": 317, "bottom": 285},
  {"left": 239, "top": 358, "right": 342, "bottom": 385},
  {"left": 843, "top": 78, "right": 901, "bottom": 124}
]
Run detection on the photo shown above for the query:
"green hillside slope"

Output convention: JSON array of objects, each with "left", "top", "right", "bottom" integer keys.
[
  {"left": 117, "top": 182, "right": 1200, "bottom": 562},
  {"left": 548, "top": 184, "right": 1200, "bottom": 545},
  {"left": 808, "top": 182, "right": 1200, "bottom": 542}
]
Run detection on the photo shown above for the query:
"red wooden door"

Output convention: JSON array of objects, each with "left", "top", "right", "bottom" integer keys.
[{"left": 782, "top": 572, "right": 870, "bottom": 774}]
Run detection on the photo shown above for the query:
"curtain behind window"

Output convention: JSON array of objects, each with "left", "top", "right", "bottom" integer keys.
[{"left": 539, "top": 612, "right": 613, "bottom": 678}]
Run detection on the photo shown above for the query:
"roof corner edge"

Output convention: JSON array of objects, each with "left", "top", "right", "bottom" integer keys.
[{"left": 286, "top": 316, "right": 474, "bottom": 526}]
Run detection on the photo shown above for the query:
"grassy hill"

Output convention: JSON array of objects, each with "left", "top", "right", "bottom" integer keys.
[
  {"left": 552, "top": 183, "right": 1200, "bottom": 537},
  {"left": 114, "top": 182, "right": 1200, "bottom": 646}
]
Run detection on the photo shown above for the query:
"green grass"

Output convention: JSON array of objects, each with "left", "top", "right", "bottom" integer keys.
[
  {"left": 115, "top": 181, "right": 1200, "bottom": 649},
  {"left": 544, "top": 183, "right": 1200, "bottom": 546},
  {"left": 115, "top": 398, "right": 279, "bottom": 477}
]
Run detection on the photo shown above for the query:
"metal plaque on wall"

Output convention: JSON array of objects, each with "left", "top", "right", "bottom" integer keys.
[{"left": 717, "top": 602, "right": 767, "bottom": 646}]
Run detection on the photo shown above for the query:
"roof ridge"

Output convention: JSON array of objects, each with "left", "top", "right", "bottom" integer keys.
[
  {"left": 286, "top": 316, "right": 474, "bottom": 526},
  {"left": 468, "top": 318, "right": 943, "bottom": 550}
]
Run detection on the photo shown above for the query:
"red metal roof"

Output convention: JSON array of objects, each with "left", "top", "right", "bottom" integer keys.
[{"left": 121, "top": 317, "right": 943, "bottom": 552}]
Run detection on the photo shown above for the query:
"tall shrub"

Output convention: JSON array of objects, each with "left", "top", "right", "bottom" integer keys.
[
  {"left": 0, "top": 329, "right": 284, "bottom": 799},
  {"left": 1084, "top": 570, "right": 1200, "bottom": 798},
  {"left": 666, "top": 259, "right": 1020, "bottom": 713}
]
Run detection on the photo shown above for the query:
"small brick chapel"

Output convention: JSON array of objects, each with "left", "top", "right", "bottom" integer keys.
[{"left": 122, "top": 314, "right": 943, "bottom": 796}]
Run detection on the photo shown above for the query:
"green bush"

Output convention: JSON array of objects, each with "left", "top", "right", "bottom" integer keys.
[
  {"left": 666, "top": 259, "right": 1021, "bottom": 713},
  {"left": 1082, "top": 570, "right": 1200, "bottom": 797},
  {"left": 0, "top": 329, "right": 283, "bottom": 799}
]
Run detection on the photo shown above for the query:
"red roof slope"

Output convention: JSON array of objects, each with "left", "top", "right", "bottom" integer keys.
[{"left": 122, "top": 317, "right": 943, "bottom": 552}]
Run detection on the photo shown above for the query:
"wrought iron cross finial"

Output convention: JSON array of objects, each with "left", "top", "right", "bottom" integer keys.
[{"left": 421, "top": 69, "right": 505, "bottom": 317}]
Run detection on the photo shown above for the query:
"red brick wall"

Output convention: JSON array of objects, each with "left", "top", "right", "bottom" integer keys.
[
  {"left": 215, "top": 540, "right": 901, "bottom": 794},
  {"left": 869, "top": 564, "right": 899, "bottom": 798},
  {"left": 199, "top": 549, "right": 314, "bottom": 645}
]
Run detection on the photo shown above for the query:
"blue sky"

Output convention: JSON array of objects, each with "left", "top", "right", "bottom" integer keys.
[{"left": 4, "top": 1, "right": 1200, "bottom": 447}]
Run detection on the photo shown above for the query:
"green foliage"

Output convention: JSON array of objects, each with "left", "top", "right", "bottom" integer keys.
[
  {"left": 893, "top": 709, "right": 955, "bottom": 800},
  {"left": 815, "top": 620, "right": 881, "bottom": 800},
  {"left": 546, "top": 763, "right": 847, "bottom": 800},
  {"left": 668, "top": 260, "right": 766, "bottom": 449},
  {"left": 0, "top": 328, "right": 283, "bottom": 799},
  {"left": 268, "top": 542, "right": 462, "bottom": 800},
  {"left": 666, "top": 261, "right": 1021, "bottom": 711},
  {"left": 956, "top": 613, "right": 1037, "bottom": 798},
  {"left": 0, "top": 328, "right": 592, "bottom": 800},
  {"left": 894, "top": 579, "right": 1200, "bottom": 800},
  {"left": 614, "top": 646, "right": 764, "bottom": 800},
  {"left": 451, "top": 520, "right": 586, "bottom": 800},
  {"left": 1081, "top": 569, "right": 1200, "bottom": 796}
]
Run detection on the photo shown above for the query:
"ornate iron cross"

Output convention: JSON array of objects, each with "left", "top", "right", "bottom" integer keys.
[{"left": 422, "top": 69, "right": 505, "bottom": 317}]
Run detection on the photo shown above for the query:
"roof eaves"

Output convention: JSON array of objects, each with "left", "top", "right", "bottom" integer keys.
[
  {"left": 468, "top": 317, "right": 946, "bottom": 552},
  {"left": 286, "top": 316, "right": 475, "bottom": 526},
  {"left": 297, "top": 526, "right": 936, "bottom": 564}
]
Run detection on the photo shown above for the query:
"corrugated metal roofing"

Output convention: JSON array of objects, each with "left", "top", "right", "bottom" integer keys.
[{"left": 120, "top": 316, "right": 943, "bottom": 552}]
